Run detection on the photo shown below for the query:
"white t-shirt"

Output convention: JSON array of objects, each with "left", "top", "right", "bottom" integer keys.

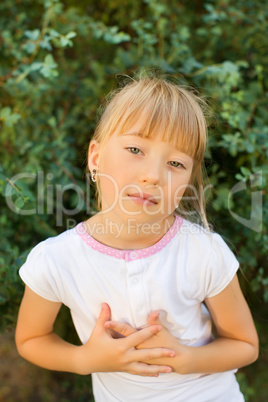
[{"left": 19, "top": 216, "right": 244, "bottom": 401}]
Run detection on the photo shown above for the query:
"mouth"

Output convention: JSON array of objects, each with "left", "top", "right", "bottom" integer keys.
[{"left": 127, "top": 192, "right": 158, "bottom": 206}]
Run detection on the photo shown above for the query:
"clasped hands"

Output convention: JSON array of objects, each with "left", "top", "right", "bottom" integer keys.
[{"left": 76, "top": 302, "right": 190, "bottom": 377}]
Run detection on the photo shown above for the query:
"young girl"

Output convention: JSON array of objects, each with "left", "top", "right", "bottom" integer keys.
[{"left": 16, "top": 75, "right": 258, "bottom": 401}]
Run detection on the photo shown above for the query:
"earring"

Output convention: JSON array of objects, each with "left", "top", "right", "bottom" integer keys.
[{"left": 91, "top": 169, "right": 97, "bottom": 182}]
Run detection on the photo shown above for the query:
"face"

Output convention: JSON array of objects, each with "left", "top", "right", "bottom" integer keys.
[{"left": 88, "top": 119, "right": 194, "bottom": 225}]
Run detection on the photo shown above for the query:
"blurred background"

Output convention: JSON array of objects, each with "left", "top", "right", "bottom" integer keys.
[{"left": 0, "top": 0, "right": 267, "bottom": 400}]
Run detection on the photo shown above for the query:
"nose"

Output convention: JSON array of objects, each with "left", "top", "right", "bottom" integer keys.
[{"left": 138, "top": 160, "right": 162, "bottom": 186}]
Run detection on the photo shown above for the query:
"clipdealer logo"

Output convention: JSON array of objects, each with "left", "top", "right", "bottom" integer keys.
[
  {"left": 228, "top": 170, "right": 263, "bottom": 233},
  {"left": 3, "top": 170, "right": 264, "bottom": 232}
]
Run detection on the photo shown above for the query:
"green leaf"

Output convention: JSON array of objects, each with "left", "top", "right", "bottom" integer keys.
[
  {"left": 0, "top": 107, "right": 11, "bottom": 119},
  {"left": 24, "top": 29, "right": 40, "bottom": 41},
  {"left": 14, "top": 197, "right": 25, "bottom": 209},
  {"left": 48, "top": 29, "right": 60, "bottom": 38},
  {"left": 0, "top": 107, "right": 21, "bottom": 127},
  {"left": 39, "top": 54, "right": 58, "bottom": 78},
  {"left": 240, "top": 166, "right": 251, "bottom": 177},
  {"left": 22, "top": 42, "right": 36, "bottom": 54},
  {"left": 66, "top": 31, "right": 77, "bottom": 39}
]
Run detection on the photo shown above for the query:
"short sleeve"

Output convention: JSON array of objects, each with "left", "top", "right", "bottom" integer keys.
[
  {"left": 204, "top": 233, "right": 240, "bottom": 298},
  {"left": 19, "top": 241, "right": 61, "bottom": 302}
]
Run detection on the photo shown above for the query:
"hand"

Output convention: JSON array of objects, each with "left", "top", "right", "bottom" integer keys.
[
  {"left": 105, "top": 311, "right": 190, "bottom": 374},
  {"left": 75, "top": 304, "right": 176, "bottom": 376}
]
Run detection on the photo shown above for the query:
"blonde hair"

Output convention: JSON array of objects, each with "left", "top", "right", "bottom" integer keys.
[{"left": 88, "top": 72, "right": 210, "bottom": 230}]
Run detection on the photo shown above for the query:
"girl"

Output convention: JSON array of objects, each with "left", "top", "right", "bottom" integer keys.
[{"left": 16, "top": 75, "right": 258, "bottom": 401}]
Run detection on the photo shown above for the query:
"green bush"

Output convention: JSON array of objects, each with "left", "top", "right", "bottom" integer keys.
[{"left": 0, "top": 0, "right": 267, "bottom": 400}]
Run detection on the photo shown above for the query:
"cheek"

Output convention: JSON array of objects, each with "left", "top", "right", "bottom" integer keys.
[
  {"left": 171, "top": 173, "right": 192, "bottom": 201},
  {"left": 98, "top": 163, "right": 125, "bottom": 202},
  {"left": 100, "top": 148, "right": 129, "bottom": 175}
]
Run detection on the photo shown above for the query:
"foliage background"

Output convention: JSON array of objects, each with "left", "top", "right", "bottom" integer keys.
[{"left": 0, "top": 0, "right": 267, "bottom": 400}]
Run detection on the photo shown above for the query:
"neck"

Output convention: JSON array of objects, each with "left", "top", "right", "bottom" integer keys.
[{"left": 84, "top": 214, "right": 175, "bottom": 250}]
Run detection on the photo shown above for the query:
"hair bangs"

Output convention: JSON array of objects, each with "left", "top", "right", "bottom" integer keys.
[{"left": 114, "top": 82, "right": 206, "bottom": 163}]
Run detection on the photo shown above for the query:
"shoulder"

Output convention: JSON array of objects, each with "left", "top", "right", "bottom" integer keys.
[
  {"left": 175, "top": 218, "right": 239, "bottom": 275},
  {"left": 45, "top": 225, "right": 78, "bottom": 247},
  {"left": 42, "top": 224, "right": 82, "bottom": 251},
  {"left": 175, "top": 219, "right": 240, "bottom": 299},
  {"left": 179, "top": 219, "right": 211, "bottom": 238},
  {"left": 178, "top": 218, "right": 235, "bottom": 253},
  {"left": 177, "top": 219, "right": 213, "bottom": 251},
  {"left": 19, "top": 224, "right": 86, "bottom": 302},
  {"left": 23, "top": 224, "right": 85, "bottom": 266}
]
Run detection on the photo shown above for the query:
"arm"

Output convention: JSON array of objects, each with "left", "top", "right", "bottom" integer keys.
[
  {"left": 15, "top": 285, "right": 79, "bottom": 373},
  {"left": 185, "top": 273, "right": 259, "bottom": 374},
  {"left": 15, "top": 286, "right": 175, "bottom": 376},
  {"left": 105, "top": 274, "right": 259, "bottom": 374}
]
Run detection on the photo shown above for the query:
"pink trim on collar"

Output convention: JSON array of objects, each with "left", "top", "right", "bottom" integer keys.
[{"left": 75, "top": 216, "right": 183, "bottom": 261}]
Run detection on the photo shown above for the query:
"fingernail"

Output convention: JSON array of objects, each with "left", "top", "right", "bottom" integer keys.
[
  {"left": 165, "top": 368, "right": 172, "bottom": 373},
  {"left": 169, "top": 352, "right": 176, "bottom": 357}
]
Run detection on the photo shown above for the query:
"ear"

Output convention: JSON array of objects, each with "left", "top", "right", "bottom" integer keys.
[{"left": 88, "top": 140, "right": 100, "bottom": 172}]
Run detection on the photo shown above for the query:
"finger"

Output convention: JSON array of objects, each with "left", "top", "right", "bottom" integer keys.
[
  {"left": 148, "top": 310, "right": 160, "bottom": 325},
  {"left": 96, "top": 303, "right": 111, "bottom": 327},
  {"left": 125, "top": 324, "right": 161, "bottom": 348},
  {"left": 134, "top": 347, "right": 176, "bottom": 362},
  {"left": 132, "top": 362, "right": 173, "bottom": 376},
  {"left": 104, "top": 320, "right": 137, "bottom": 337}
]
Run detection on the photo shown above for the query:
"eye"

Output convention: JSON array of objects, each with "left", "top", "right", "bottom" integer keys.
[
  {"left": 127, "top": 147, "right": 142, "bottom": 155},
  {"left": 168, "top": 161, "right": 185, "bottom": 169}
]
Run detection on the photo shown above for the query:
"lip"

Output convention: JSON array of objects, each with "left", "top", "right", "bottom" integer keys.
[{"left": 128, "top": 192, "right": 158, "bottom": 205}]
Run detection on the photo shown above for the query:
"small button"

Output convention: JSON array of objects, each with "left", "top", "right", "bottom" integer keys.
[
  {"left": 130, "top": 252, "right": 137, "bottom": 260},
  {"left": 131, "top": 276, "right": 138, "bottom": 284}
]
